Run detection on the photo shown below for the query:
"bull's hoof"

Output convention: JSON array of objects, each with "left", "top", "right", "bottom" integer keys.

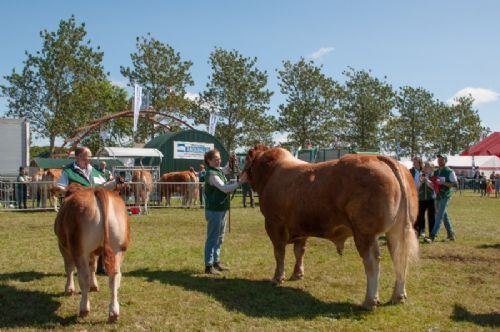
[
  {"left": 271, "top": 277, "right": 285, "bottom": 286},
  {"left": 65, "top": 289, "right": 75, "bottom": 296},
  {"left": 89, "top": 286, "right": 99, "bottom": 292},
  {"left": 361, "top": 299, "right": 380, "bottom": 311},
  {"left": 289, "top": 273, "right": 304, "bottom": 281},
  {"left": 390, "top": 294, "right": 406, "bottom": 305},
  {"left": 108, "top": 313, "right": 119, "bottom": 323},
  {"left": 79, "top": 310, "right": 89, "bottom": 317}
]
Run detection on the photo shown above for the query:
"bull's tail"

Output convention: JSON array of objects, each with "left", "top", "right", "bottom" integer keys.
[
  {"left": 377, "top": 156, "right": 418, "bottom": 266},
  {"left": 94, "top": 188, "right": 117, "bottom": 276}
]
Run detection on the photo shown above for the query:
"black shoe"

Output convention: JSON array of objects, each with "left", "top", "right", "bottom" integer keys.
[
  {"left": 447, "top": 234, "right": 456, "bottom": 241},
  {"left": 213, "top": 262, "right": 230, "bottom": 272},
  {"left": 205, "top": 265, "right": 221, "bottom": 275}
]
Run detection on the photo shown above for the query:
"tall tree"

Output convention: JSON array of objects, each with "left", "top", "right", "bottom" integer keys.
[
  {"left": 0, "top": 16, "right": 106, "bottom": 155},
  {"left": 120, "top": 34, "right": 194, "bottom": 142},
  {"left": 195, "top": 48, "right": 274, "bottom": 152},
  {"left": 276, "top": 58, "right": 340, "bottom": 148},
  {"left": 338, "top": 68, "right": 394, "bottom": 150},
  {"left": 428, "top": 96, "right": 482, "bottom": 155},
  {"left": 79, "top": 81, "right": 131, "bottom": 152},
  {"left": 383, "top": 86, "right": 434, "bottom": 158}
]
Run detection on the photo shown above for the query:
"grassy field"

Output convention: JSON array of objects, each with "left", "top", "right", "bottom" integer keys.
[{"left": 0, "top": 191, "right": 498, "bottom": 331}]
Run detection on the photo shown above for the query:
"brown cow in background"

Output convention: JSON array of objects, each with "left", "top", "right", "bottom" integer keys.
[
  {"left": 31, "top": 168, "right": 63, "bottom": 210},
  {"left": 54, "top": 183, "right": 130, "bottom": 322},
  {"left": 160, "top": 167, "right": 198, "bottom": 207},
  {"left": 243, "top": 145, "right": 418, "bottom": 310},
  {"left": 131, "top": 169, "right": 154, "bottom": 214}
]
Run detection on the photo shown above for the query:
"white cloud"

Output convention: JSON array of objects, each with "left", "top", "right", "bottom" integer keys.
[
  {"left": 273, "top": 132, "right": 289, "bottom": 145},
  {"left": 308, "top": 47, "right": 335, "bottom": 60},
  {"left": 184, "top": 91, "right": 199, "bottom": 101},
  {"left": 110, "top": 79, "right": 128, "bottom": 89},
  {"left": 448, "top": 87, "right": 499, "bottom": 105}
]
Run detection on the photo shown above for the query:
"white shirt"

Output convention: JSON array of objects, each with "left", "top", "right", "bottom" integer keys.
[{"left": 206, "top": 163, "right": 240, "bottom": 193}]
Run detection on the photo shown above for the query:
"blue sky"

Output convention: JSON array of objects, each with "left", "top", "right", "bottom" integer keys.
[{"left": 1, "top": 0, "right": 499, "bottom": 145}]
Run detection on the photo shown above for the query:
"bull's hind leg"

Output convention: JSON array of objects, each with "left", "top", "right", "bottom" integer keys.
[
  {"left": 76, "top": 256, "right": 91, "bottom": 316},
  {"left": 89, "top": 254, "right": 99, "bottom": 292},
  {"left": 353, "top": 233, "right": 381, "bottom": 310},
  {"left": 290, "top": 238, "right": 307, "bottom": 281},
  {"left": 107, "top": 253, "right": 122, "bottom": 323},
  {"left": 60, "top": 246, "right": 76, "bottom": 296},
  {"left": 386, "top": 222, "right": 418, "bottom": 304}
]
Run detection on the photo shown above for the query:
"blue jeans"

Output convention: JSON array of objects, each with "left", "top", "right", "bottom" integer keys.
[
  {"left": 204, "top": 210, "right": 227, "bottom": 266},
  {"left": 431, "top": 197, "right": 454, "bottom": 239}
]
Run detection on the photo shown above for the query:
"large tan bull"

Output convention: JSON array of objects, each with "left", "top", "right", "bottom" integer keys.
[
  {"left": 242, "top": 145, "right": 418, "bottom": 310},
  {"left": 54, "top": 183, "right": 130, "bottom": 322}
]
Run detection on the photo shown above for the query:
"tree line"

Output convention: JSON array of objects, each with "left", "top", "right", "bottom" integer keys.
[{"left": 1, "top": 16, "right": 487, "bottom": 158}]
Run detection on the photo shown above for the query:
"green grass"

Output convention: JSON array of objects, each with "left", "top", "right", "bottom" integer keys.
[{"left": 0, "top": 191, "right": 499, "bottom": 331}]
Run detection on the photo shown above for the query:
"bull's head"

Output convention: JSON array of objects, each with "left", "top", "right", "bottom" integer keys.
[{"left": 242, "top": 144, "right": 269, "bottom": 181}]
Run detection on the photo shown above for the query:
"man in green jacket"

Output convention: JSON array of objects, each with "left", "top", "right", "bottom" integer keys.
[
  {"left": 56, "top": 147, "right": 117, "bottom": 192},
  {"left": 425, "top": 154, "right": 457, "bottom": 242}
]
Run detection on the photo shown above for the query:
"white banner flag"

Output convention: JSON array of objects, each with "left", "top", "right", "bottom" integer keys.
[
  {"left": 133, "top": 84, "right": 143, "bottom": 133},
  {"left": 208, "top": 113, "right": 218, "bottom": 136}
]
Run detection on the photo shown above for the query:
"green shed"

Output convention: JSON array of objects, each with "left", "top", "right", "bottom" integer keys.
[{"left": 141, "top": 130, "right": 229, "bottom": 175}]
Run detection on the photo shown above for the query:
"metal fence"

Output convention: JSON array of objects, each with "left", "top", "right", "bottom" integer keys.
[{"left": 0, "top": 178, "right": 211, "bottom": 211}]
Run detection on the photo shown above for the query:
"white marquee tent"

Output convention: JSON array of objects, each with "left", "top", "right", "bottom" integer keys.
[{"left": 400, "top": 155, "right": 500, "bottom": 177}]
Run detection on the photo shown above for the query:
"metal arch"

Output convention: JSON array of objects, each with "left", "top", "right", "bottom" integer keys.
[{"left": 62, "top": 109, "right": 195, "bottom": 149}]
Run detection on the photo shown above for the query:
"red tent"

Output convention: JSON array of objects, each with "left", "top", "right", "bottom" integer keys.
[{"left": 461, "top": 132, "right": 500, "bottom": 157}]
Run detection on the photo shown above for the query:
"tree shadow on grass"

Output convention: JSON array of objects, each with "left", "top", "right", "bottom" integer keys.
[
  {"left": 0, "top": 271, "right": 77, "bottom": 329},
  {"left": 451, "top": 304, "right": 500, "bottom": 328},
  {"left": 126, "top": 269, "right": 367, "bottom": 320}
]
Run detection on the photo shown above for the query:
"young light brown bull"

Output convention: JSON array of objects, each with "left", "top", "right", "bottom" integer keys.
[
  {"left": 54, "top": 184, "right": 130, "bottom": 322},
  {"left": 243, "top": 145, "right": 418, "bottom": 310}
]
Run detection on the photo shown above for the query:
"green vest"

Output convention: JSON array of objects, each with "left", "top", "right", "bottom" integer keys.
[
  {"left": 64, "top": 163, "right": 106, "bottom": 187},
  {"left": 204, "top": 167, "right": 230, "bottom": 211},
  {"left": 100, "top": 168, "right": 112, "bottom": 181},
  {"left": 433, "top": 166, "right": 454, "bottom": 200}
]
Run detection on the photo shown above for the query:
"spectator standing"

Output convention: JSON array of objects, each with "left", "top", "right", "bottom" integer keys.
[
  {"left": 98, "top": 160, "right": 114, "bottom": 181},
  {"left": 425, "top": 154, "right": 457, "bottom": 243},
  {"left": 242, "top": 182, "right": 255, "bottom": 208},
  {"left": 198, "top": 164, "right": 206, "bottom": 207},
  {"left": 479, "top": 172, "right": 487, "bottom": 197},
  {"left": 415, "top": 162, "right": 436, "bottom": 238},
  {"left": 409, "top": 156, "right": 423, "bottom": 189},
  {"left": 16, "top": 166, "right": 29, "bottom": 209},
  {"left": 495, "top": 173, "right": 500, "bottom": 198},
  {"left": 473, "top": 167, "right": 480, "bottom": 192}
]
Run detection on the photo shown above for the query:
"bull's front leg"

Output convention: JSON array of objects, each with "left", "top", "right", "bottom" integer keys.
[
  {"left": 271, "top": 241, "right": 286, "bottom": 285},
  {"left": 290, "top": 238, "right": 307, "bottom": 281},
  {"left": 266, "top": 222, "right": 287, "bottom": 285},
  {"left": 354, "top": 233, "right": 381, "bottom": 310}
]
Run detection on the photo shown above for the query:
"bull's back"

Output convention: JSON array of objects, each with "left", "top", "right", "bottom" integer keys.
[{"left": 259, "top": 155, "right": 408, "bottom": 236}]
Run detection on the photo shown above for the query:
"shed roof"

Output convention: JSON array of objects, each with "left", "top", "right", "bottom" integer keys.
[
  {"left": 30, "top": 157, "right": 123, "bottom": 169},
  {"left": 96, "top": 147, "right": 164, "bottom": 159}
]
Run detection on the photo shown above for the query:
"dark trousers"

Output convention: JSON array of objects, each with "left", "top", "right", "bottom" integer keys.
[
  {"left": 415, "top": 199, "right": 435, "bottom": 236},
  {"left": 242, "top": 188, "right": 254, "bottom": 207}
]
